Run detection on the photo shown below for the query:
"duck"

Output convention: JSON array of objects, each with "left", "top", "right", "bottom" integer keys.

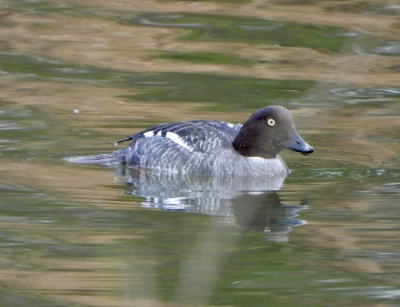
[{"left": 65, "top": 105, "right": 313, "bottom": 176}]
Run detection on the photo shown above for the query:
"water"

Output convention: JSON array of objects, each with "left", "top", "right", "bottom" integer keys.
[{"left": 1, "top": 1, "right": 400, "bottom": 306}]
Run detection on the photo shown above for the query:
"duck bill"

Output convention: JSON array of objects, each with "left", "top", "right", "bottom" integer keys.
[{"left": 280, "top": 131, "right": 314, "bottom": 155}]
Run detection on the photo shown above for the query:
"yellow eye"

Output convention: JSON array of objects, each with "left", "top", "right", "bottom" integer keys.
[{"left": 267, "top": 118, "right": 275, "bottom": 126}]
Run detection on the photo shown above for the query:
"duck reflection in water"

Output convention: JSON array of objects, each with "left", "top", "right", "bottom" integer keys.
[{"left": 116, "top": 167, "right": 308, "bottom": 240}]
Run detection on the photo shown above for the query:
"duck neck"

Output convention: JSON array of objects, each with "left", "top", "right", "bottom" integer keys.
[{"left": 232, "top": 127, "right": 279, "bottom": 159}]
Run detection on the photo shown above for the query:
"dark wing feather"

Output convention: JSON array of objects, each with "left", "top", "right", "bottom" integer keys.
[{"left": 115, "top": 120, "right": 242, "bottom": 153}]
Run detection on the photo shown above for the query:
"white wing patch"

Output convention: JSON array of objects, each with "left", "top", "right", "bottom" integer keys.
[
  {"left": 166, "top": 132, "right": 194, "bottom": 152},
  {"left": 143, "top": 130, "right": 155, "bottom": 137},
  {"left": 144, "top": 130, "right": 163, "bottom": 137}
]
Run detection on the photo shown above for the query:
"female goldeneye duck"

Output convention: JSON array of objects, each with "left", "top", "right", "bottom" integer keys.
[{"left": 66, "top": 105, "right": 313, "bottom": 176}]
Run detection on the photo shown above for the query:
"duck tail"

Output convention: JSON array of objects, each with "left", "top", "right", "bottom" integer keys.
[{"left": 64, "top": 148, "right": 126, "bottom": 165}]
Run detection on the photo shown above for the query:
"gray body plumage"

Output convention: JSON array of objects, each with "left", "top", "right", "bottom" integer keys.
[{"left": 109, "top": 120, "right": 288, "bottom": 177}]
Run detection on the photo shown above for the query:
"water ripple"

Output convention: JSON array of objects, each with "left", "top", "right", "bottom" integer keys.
[
  {"left": 375, "top": 42, "right": 400, "bottom": 55},
  {"left": 330, "top": 87, "right": 400, "bottom": 105},
  {"left": 137, "top": 14, "right": 206, "bottom": 28}
]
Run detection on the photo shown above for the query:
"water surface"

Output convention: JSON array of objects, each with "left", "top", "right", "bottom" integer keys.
[{"left": 1, "top": 1, "right": 400, "bottom": 306}]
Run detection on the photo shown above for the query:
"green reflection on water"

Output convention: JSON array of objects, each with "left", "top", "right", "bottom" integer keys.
[
  {"left": 121, "top": 72, "right": 315, "bottom": 111},
  {"left": 324, "top": 1, "right": 400, "bottom": 15},
  {"left": 129, "top": 13, "right": 351, "bottom": 52},
  {"left": 153, "top": 51, "right": 255, "bottom": 66},
  {"left": 0, "top": 52, "right": 315, "bottom": 111},
  {"left": 0, "top": 53, "right": 115, "bottom": 81}
]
